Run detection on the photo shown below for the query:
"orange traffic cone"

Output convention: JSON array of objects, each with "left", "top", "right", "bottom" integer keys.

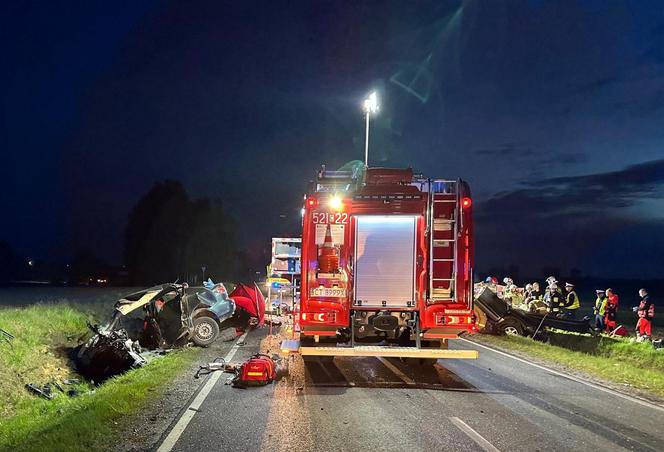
[{"left": 318, "top": 224, "right": 339, "bottom": 273}]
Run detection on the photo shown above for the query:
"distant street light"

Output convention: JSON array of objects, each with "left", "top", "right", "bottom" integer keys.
[{"left": 362, "top": 91, "right": 379, "bottom": 167}]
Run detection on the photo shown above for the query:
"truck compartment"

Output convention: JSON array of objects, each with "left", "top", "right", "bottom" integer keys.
[{"left": 353, "top": 215, "right": 417, "bottom": 308}]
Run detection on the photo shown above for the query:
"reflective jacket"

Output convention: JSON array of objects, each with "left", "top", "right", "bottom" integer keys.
[
  {"left": 545, "top": 291, "right": 564, "bottom": 312},
  {"left": 594, "top": 296, "right": 607, "bottom": 316},
  {"left": 566, "top": 291, "right": 580, "bottom": 310}
]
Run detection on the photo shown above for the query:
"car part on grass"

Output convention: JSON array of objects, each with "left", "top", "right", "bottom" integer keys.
[
  {"left": 26, "top": 380, "right": 84, "bottom": 400},
  {"left": 26, "top": 383, "right": 54, "bottom": 400},
  {"left": 1, "top": 328, "right": 14, "bottom": 347}
]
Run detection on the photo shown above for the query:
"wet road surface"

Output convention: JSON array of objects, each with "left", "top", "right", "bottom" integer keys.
[{"left": 157, "top": 330, "right": 664, "bottom": 452}]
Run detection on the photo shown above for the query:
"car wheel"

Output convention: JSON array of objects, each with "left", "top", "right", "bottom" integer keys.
[
  {"left": 500, "top": 318, "right": 525, "bottom": 336},
  {"left": 192, "top": 316, "right": 220, "bottom": 347}
]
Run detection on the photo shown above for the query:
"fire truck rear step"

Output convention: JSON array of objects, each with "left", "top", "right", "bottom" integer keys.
[{"left": 281, "top": 340, "right": 478, "bottom": 359}]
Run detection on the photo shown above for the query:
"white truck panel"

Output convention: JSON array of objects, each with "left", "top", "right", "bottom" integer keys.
[{"left": 354, "top": 215, "right": 417, "bottom": 307}]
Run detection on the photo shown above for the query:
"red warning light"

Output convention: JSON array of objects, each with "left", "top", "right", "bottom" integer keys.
[
  {"left": 306, "top": 197, "right": 318, "bottom": 208},
  {"left": 462, "top": 197, "right": 472, "bottom": 208}
]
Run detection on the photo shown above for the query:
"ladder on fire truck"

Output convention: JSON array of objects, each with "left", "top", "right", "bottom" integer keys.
[{"left": 428, "top": 179, "right": 460, "bottom": 302}]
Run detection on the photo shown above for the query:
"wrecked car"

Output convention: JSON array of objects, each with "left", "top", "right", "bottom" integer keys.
[
  {"left": 474, "top": 286, "right": 592, "bottom": 338},
  {"left": 75, "top": 282, "right": 266, "bottom": 381}
]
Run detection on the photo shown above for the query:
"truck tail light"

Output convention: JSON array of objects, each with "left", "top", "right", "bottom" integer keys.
[
  {"left": 302, "top": 312, "right": 336, "bottom": 323},
  {"left": 306, "top": 197, "right": 318, "bottom": 208},
  {"left": 462, "top": 197, "right": 472, "bottom": 208}
]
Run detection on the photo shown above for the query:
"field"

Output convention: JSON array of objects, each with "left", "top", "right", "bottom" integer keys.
[{"left": 0, "top": 287, "right": 199, "bottom": 451}]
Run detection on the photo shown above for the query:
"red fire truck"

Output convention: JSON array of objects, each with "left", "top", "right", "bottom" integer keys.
[{"left": 283, "top": 165, "right": 478, "bottom": 362}]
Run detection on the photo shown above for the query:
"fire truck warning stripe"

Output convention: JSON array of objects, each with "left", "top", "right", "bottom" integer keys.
[
  {"left": 156, "top": 331, "right": 249, "bottom": 452},
  {"left": 450, "top": 417, "right": 501, "bottom": 452}
]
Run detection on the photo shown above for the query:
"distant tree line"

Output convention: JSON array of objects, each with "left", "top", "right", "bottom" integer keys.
[{"left": 124, "top": 180, "right": 243, "bottom": 285}]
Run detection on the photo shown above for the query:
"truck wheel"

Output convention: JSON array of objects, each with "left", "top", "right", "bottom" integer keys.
[
  {"left": 192, "top": 316, "right": 220, "bottom": 347},
  {"left": 500, "top": 318, "right": 525, "bottom": 337}
]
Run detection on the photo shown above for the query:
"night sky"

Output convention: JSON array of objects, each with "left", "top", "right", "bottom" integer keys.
[{"left": 2, "top": 0, "right": 664, "bottom": 278}]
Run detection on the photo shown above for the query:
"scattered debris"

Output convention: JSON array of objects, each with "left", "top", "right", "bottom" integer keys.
[
  {"left": 26, "top": 383, "right": 54, "bottom": 400},
  {"left": 1, "top": 328, "right": 14, "bottom": 347},
  {"left": 25, "top": 379, "right": 83, "bottom": 400}
]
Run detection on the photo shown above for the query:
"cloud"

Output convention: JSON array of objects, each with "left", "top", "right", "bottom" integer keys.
[
  {"left": 474, "top": 159, "right": 664, "bottom": 278},
  {"left": 473, "top": 143, "right": 536, "bottom": 158},
  {"left": 482, "top": 159, "right": 664, "bottom": 219}
]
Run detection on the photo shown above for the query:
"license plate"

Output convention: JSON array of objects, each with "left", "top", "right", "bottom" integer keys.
[{"left": 310, "top": 287, "right": 346, "bottom": 298}]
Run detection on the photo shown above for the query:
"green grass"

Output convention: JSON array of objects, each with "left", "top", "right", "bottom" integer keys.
[
  {"left": 0, "top": 303, "right": 199, "bottom": 452},
  {"left": 475, "top": 333, "right": 664, "bottom": 398}
]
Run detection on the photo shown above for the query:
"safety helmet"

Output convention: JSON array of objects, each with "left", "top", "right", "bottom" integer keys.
[
  {"left": 546, "top": 276, "right": 557, "bottom": 285},
  {"left": 509, "top": 284, "right": 517, "bottom": 291},
  {"left": 503, "top": 277, "right": 513, "bottom": 285},
  {"left": 525, "top": 284, "right": 533, "bottom": 291}
]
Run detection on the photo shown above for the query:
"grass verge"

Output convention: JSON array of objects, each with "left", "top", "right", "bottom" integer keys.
[
  {"left": 0, "top": 303, "right": 199, "bottom": 452},
  {"left": 473, "top": 333, "right": 664, "bottom": 398}
]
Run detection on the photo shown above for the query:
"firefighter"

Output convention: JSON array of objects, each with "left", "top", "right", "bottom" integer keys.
[
  {"left": 506, "top": 284, "right": 524, "bottom": 308},
  {"left": 604, "top": 288, "right": 619, "bottom": 332},
  {"left": 527, "top": 282, "right": 544, "bottom": 312},
  {"left": 483, "top": 276, "right": 498, "bottom": 293},
  {"left": 593, "top": 289, "right": 608, "bottom": 332},
  {"left": 503, "top": 282, "right": 515, "bottom": 305},
  {"left": 633, "top": 288, "right": 655, "bottom": 340},
  {"left": 544, "top": 283, "right": 564, "bottom": 315},
  {"left": 564, "top": 282, "right": 580, "bottom": 319},
  {"left": 531, "top": 282, "right": 542, "bottom": 300}
]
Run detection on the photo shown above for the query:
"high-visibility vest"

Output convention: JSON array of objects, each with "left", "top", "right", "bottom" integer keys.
[
  {"left": 594, "top": 297, "right": 607, "bottom": 316},
  {"left": 566, "top": 291, "right": 580, "bottom": 310}
]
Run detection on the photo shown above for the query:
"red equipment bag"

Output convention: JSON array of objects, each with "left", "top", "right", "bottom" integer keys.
[{"left": 233, "top": 354, "right": 277, "bottom": 388}]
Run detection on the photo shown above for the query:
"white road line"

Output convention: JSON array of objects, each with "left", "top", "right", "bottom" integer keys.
[
  {"left": 450, "top": 416, "right": 501, "bottom": 452},
  {"left": 461, "top": 338, "right": 664, "bottom": 414},
  {"left": 377, "top": 357, "right": 416, "bottom": 385},
  {"left": 157, "top": 332, "right": 249, "bottom": 452}
]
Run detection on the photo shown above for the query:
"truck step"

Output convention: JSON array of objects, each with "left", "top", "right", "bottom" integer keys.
[{"left": 281, "top": 340, "right": 478, "bottom": 359}]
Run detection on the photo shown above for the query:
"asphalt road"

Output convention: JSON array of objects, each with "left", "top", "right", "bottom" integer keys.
[{"left": 156, "top": 330, "right": 664, "bottom": 452}]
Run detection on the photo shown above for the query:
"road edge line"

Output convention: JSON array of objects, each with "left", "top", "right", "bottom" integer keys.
[
  {"left": 461, "top": 337, "right": 664, "bottom": 413},
  {"left": 156, "top": 331, "right": 249, "bottom": 452},
  {"left": 449, "top": 416, "right": 500, "bottom": 452}
]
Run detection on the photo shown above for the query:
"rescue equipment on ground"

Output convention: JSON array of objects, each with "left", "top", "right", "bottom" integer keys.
[{"left": 233, "top": 354, "right": 278, "bottom": 387}]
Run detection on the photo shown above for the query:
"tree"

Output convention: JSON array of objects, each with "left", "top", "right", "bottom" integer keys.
[
  {"left": 124, "top": 181, "right": 239, "bottom": 284},
  {"left": 0, "top": 241, "right": 21, "bottom": 283}
]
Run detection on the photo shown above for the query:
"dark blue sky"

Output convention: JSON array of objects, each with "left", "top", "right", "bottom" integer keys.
[{"left": 2, "top": 0, "right": 664, "bottom": 278}]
